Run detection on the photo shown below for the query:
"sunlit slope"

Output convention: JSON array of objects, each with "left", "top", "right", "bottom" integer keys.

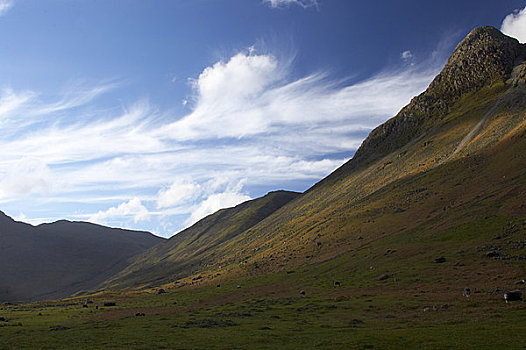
[
  {"left": 0, "top": 218, "right": 163, "bottom": 302},
  {"left": 102, "top": 190, "right": 301, "bottom": 289},
  {"left": 104, "top": 26, "right": 526, "bottom": 291}
]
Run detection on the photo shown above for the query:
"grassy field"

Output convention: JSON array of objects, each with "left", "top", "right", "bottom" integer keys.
[
  {"left": 1, "top": 260, "right": 524, "bottom": 349},
  {"left": 1, "top": 206, "right": 525, "bottom": 349}
]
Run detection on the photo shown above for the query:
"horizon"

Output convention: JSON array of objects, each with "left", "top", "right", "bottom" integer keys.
[{"left": 1, "top": 0, "right": 526, "bottom": 238}]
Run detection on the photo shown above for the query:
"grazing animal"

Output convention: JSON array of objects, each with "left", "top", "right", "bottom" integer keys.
[
  {"left": 334, "top": 281, "right": 341, "bottom": 287},
  {"left": 82, "top": 304, "right": 88, "bottom": 308},
  {"left": 462, "top": 287, "right": 471, "bottom": 297},
  {"left": 135, "top": 313, "right": 145, "bottom": 317},
  {"left": 157, "top": 289, "right": 166, "bottom": 295},
  {"left": 103, "top": 302, "right": 116, "bottom": 307},
  {"left": 237, "top": 285, "right": 241, "bottom": 289},
  {"left": 378, "top": 274, "right": 389, "bottom": 281},
  {"left": 300, "top": 290, "right": 306, "bottom": 297},
  {"left": 504, "top": 290, "right": 524, "bottom": 303}
]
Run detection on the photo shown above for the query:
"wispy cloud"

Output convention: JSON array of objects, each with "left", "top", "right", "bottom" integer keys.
[
  {"left": 264, "top": 0, "right": 318, "bottom": 9},
  {"left": 35, "top": 81, "right": 120, "bottom": 115},
  {"left": 0, "top": 0, "right": 13, "bottom": 16},
  {"left": 163, "top": 51, "right": 437, "bottom": 144},
  {"left": 501, "top": 6, "right": 526, "bottom": 43},
  {"left": 0, "top": 45, "right": 443, "bottom": 236}
]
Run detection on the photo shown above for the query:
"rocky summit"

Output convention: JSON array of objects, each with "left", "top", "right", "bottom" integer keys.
[{"left": 352, "top": 26, "right": 526, "bottom": 168}]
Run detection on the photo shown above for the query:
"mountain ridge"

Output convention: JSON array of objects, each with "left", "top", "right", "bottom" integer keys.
[{"left": 344, "top": 26, "right": 526, "bottom": 172}]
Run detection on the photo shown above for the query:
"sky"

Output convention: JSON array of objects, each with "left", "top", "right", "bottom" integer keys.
[{"left": 0, "top": 0, "right": 525, "bottom": 237}]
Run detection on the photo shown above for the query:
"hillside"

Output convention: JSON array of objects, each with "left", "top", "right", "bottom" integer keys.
[
  {"left": 102, "top": 26, "right": 526, "bottom": 293},
  {"left": 102, "top": 190, "right": 301, "bottom": 289},
  {"left": 0, "top": 214, "right": 163, "bottom": 302},
  {"left": 1, "top": 26, "right": 525, "bottom": 349}
]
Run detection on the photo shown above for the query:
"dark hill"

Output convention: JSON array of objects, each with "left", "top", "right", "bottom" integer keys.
[{"left": 0, "top": 215, "right": 163, "bottom": 302}]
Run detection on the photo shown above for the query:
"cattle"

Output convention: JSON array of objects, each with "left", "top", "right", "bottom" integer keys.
[
  {"left": 157, "top": 289, "right": 166, "bottom": 295},
  {"left": 135, "top": 312, "right": 145, "bottom": 317},
  {"left": 82, "top": 304, "right": 88, "bottom": 308},
  {"left": 504, "top": 290, "right": 524, "bottom": 303},
  {"left": 300, "top": 290, "right": 306, "bottom": 297},
  {"left": 0, "top": 316, "right": 7, "bottom": 322},
  {"left": 103, "top": 302, "right": 116, "bottom": 307},
  {"left": 462, "top": 287, "right": 471, "bottom": 297},
  {"left": 334, "top": 281, "right": 341, "bottom": 287},
  {"left": 378, "top": 274, "right": 389, "bottom": 281}
]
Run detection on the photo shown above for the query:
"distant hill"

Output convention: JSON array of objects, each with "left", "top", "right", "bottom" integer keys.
[
  {"left": 100, "top": 26, "right": 525, "bottom": 293},
  {"left": 101, "top": 190, "right": 301, "bottom": 289},
  {"left": 0, "top": 214, "right": 163, "bottom": 302}
]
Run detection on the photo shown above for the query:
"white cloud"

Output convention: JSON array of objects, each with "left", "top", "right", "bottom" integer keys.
[
  {"left": 501, "top": 6, "right": 526, "bottom": 43},
  {"left": 0, "top": 157, "right": 53, "bottom": 197},
  {"left": 157, "top": 178, "right": 202, "bottom": 208},
  {"left": 401, "top": 50, "right": 414, "bottom": 65},
  {"left": 0, "top": 45, "right": 444, "bottom": 236},
  {"left": 185, "top": 191, "right": 251, "bottom": 227},
  {"left": 264, "top": 0, "right": 318, "bottom": 9},
  {"left": 162, "top": 51, "right": 435, "bottom": 142},
  {"left": 89, "top": 197, "right": 150, "bottom": 224},
  {"left": 0, "top": 88, "right": 35, "bottom": 118},
  {"left": 0, "top": 0, "right": 13, "bottom": 16},
  {"left": 35, "top": 81, "right": 119, "bottom": 115}
]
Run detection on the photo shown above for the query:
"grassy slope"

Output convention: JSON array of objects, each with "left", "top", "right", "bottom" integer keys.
[
  {"left": 127, "top": 81, "right": 523, "bottom": 290},
  {"left": 102, "top": 190, "right": 301, "bottom": 290}
]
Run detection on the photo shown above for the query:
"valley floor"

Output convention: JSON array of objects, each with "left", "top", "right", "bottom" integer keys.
[{"left": 1, "top": 243, "right": 524, "bottom": 350}]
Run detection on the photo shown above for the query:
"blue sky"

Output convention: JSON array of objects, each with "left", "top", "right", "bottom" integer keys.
[{"left": 0, "top": 0, "right": 525, "bottom": 237}]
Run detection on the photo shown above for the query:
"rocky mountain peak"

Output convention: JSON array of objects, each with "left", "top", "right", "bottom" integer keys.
[{"left": 350, "top": 26, "right": 526, "bottom": 167}]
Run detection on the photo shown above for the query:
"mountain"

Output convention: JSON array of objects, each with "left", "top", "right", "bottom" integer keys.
[
  {"left": 101, "top": 26, "right": 526, "bottom": 293},
  {"left": 0, "top": 214, "right": 163, "bottom": 302},
  {"left": 102, "top": 190, "right": 301, "bottom": 289}
]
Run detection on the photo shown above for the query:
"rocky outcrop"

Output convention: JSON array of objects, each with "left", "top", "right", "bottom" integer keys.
[{"left": 351, "top": 26, "right": 526, "bottom": 167}]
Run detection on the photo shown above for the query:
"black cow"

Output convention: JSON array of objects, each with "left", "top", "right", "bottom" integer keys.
[{"left": 504, "top": 290, "right": 523, "bottom": 303}]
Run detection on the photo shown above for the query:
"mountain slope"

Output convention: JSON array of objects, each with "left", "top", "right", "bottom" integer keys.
[
  {"left": 349, "top": 26, "right": 525, "bottom": 169},
  {"left": 102, "top": 190, "right": 301, "bottom": 289},
  {"left": 102, "top": 26, "right": 526, "bottom": 293},
  {"left": 0, "top": 215, "right": 163, "bottom": 302}
]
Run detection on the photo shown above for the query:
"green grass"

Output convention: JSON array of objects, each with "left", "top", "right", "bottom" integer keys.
[{"left": 1, "top": 274, "right": 525, "bottom": 349}]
